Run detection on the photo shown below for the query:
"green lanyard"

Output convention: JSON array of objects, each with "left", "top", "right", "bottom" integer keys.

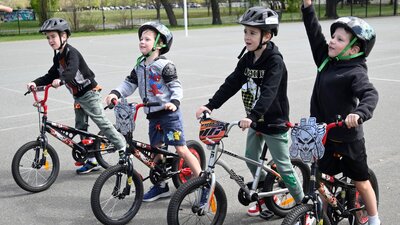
[{"left": 318, "top": 37, "right": 364, "bottom": 72}]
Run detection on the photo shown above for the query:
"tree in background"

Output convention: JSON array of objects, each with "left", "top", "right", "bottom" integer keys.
[
  {"left": 210, "top": 0, "right": 221, "bottom": 24},
  {"left": 326, "top": 0, "right": 339, "bottom": 18},
  {"left": 159, "top": 0, "right": 177, "bottom": 26},
  {"left": 31, "top": 0, "right": 58, "bottom": 24}
]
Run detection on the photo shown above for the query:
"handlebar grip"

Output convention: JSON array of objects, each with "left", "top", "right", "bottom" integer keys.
[
  {"left": 104, "top": 98, "right": 118, "bottom": 110},
  {"left": 238, "top": 121, "right": 257, "bottom": 129},
  {"left": 267, "top": 123, "right": 288, "bottom": 129},
  {"left": 358, "top": 118, "right": 364, "bottom": 125},
  {"left": 145, "top": 102, "right": 161, "bottom": 107}
]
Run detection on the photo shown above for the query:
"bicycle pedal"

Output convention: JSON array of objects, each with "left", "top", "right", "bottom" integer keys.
[{"left": 259, "top": 209, "right": 274, "bottom": 220}]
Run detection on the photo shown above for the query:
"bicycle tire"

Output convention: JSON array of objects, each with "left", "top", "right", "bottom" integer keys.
[
  {"left": 347, "top": 168, "right": 379, "bottom": 225},
  {"left": 167, "top": 176, "right": 227, "bottom": 225},
  {"left": 11, "top": 141, "right": 60, "bottom": 193},
  {"left": 94, "top": 130, "right": 122, "bottom": 169},
  {"left": 91, "top": 164, "right": 144, "bottom": 225},
  {"left": 171, "top": 140, "right": 206, "bottom": 188},
  {"left": 263, "top": 158, "right": 311, "bottom": 217},
  {"left": 281, "top": 204, "right": 332, "bottom": 225}
]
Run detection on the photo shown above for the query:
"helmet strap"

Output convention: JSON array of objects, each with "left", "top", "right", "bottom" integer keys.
[
  {"left": 318, "top": 37, "right": 363, "bottom": 72},
  {"left": 57, "top": 31, "right": 67, "bottom": 51}
]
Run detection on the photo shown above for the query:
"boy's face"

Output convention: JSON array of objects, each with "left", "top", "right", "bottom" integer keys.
[
  {"left": 328, "top": 27, "right": 353, "bottom": 57},
  {"left": 139, "top": 29, "right": 159, "bottom": 55},
  {"left": 45, "top": 31, "right": 67, "bottom": 50},
  {"left": 243, "top": 26, "right": 271, "bottom": 52}
]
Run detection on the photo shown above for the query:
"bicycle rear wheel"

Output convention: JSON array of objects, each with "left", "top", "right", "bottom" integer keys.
[
  {"left": 11, "top": 141, "right": 60, "bottom": 193},
  {"left": 347, "top": 168, "right": 379, "bottom": 225},
  {"left": 263, "top": 158, "right": 311, "bottom": 217},
  {"left": 167, "top": 176, "right": 227, "bottom": 225},
  {"left": 171, "top": 140, "right": 206, "bottom": 188},
  {"left": 281, "top": 204, "right": 332, "bottom": 225},
  {"left": 91, "top": 164, "right": 144, "bottom": 225}
]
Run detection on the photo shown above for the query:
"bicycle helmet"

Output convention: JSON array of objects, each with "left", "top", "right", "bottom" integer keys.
[
  {"left": 330, "top": 16, "right": 376, "bottom": 57},
  {"left": 39, "top": 18, "right": 71, "bottom": 37},
  {"left": 138, "top": 21, "right": 173, "bottom": 55},
  {"left": 238, "top": 6, "right": 279, "bottom": 36}
]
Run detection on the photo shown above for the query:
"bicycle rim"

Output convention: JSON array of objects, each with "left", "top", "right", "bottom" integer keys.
[
  {"left": 167, "top": 176, "right": 227, "bottom": 225},
  {"left": 12, "top": 141, "right": 59, "bottom": 192},
  {"left": 91, "top": 164, "right": 143, "bottom": 225}
]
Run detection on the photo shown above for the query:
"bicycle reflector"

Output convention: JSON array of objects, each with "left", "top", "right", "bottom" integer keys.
[{"left": 199, "top": 119, "right": 228, "bottom": 145}]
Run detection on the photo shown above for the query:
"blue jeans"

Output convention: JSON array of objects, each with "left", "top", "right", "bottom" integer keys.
[
  {"left": 74, "top": 90, "right": 126, "bottom": 151},
  {"left": 245, "top": 128, "right": 304, "bottom": 203}
]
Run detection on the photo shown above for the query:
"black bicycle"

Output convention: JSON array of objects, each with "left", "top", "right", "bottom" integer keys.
[
  {"left": 278, "top": 117, "right": 379, "bottom": 225},
  {"left": 90, "top": 98, "right": 206, "bottom": 225},
  {"left": 11, "top": 84, "right": 119, "bottom": 193}
]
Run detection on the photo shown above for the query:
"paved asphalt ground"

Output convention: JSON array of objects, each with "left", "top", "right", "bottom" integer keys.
[{"left": 1, "top": 16, "right": 399, "bottom": 225}]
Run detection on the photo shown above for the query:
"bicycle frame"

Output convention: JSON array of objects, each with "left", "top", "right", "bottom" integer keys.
[
  {"left": 29, "top": 84, "right": 111, "bottom": 160},
  {"left": 110, "top": 101, "right": 184, "bottom": 183},
  {"left": 202, "top": 121, "right": 291, "bottom": 210}
]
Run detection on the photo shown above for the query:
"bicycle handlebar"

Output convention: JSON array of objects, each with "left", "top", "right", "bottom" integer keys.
[
  {"left": 200, "top": 111, "right": 257, "bottom": 130},
  {"left": 104, "top": 99, "right": 161, "bottom": 110},
  {"left": 268, "top": 117, "right": 363, "bottom": 145}
]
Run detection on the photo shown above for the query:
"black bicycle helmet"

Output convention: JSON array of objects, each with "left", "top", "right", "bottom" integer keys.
[
  {"left": 39, "top": 18, "right": 71, "bottom": 37},
  {"left": 330, "top": 16, "right": 376, "bottom": 57},
  {"left": 238, "top": 6, "right": 279, "bottom": 36},
  {"left": 138, "top": 21, "right": 173, "bottom": 55}
]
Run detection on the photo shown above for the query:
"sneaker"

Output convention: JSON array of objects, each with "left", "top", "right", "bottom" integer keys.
[
  {"left": 247, "top": 199, "right": 266, "bottom": 217},
  {"left": 143, "top": 184, "right": 171, "bottom": 202},
  {"left": 76, "top": 161, "right": 100, "bottom": 174}
]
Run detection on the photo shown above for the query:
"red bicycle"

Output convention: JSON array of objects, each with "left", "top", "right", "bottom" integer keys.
[{"left": 11, "top": 84, "right": 120, "bottom": 192}]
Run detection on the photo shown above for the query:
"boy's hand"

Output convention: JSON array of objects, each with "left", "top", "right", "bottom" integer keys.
[
  {"left": 165, "top": 102, "right": 177, "bottom": 112},
  {"left": 26, "top": 82, "right": 36, "bottom": 91},
  {"left": 345, "top": 113, "right": 360, "bottom": 128},
  {"left": 304, "top": 0, "right": 312, "bottom": 7},
  {"left": 105, "top": 94, "right": 118, "bottom": 105},
  {"left": 239, "top": 118, "right": 252, "bottom": 131},
  {"left": 52, "top": 79, "right": 62, "bottom": 88},
  {"left": 195, "top": 106, "right": 211, "bottom": 119}
]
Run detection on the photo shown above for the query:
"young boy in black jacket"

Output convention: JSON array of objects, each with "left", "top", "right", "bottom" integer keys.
[
  {"left": 195, "top": 7, "right": 304, "bottom": 217},
  {"left": 27, "top": 18, "right": 126, "bottom": 174},
  {"left": 302, "top": 0, "right": 380, "bottom": 224}
]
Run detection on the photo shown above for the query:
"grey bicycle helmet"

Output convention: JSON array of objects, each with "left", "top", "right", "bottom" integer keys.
[
  {"left": 330, "top": 16, "right": 376, "bottom": 57},
  {"left": 138, "top": 21, "right": 173, "bottom": 54},
  {"left": 39, "top": 18, "right": 71, "bottom": 37},
  {"left": 238, "top": 7, "right": 279, "bottom": 36}
]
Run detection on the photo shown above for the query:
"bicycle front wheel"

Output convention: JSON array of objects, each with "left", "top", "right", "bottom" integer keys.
[
  {"left": 91, "top": 164, "right": 144, "bottom": 225},
  {"left": 167, "top": 176, "right": 227, "bottom": 225},
  {"left": 263, "top": 158, "right": 311, "bottom": 217},
  {"left": 11, "top": 141, "right": 60, "bottom": 193},
  {"left": 281, "top": 204, "right": 332, "bottom": 225}
]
